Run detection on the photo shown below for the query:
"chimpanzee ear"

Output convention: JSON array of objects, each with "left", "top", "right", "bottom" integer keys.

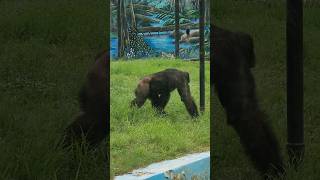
[
  {"left": 237, "top": 33, "right": 256, "bottom": 68},
  {"left": 137, "top": 76, "right": 152, "bottom": 98},
  {"left": 141, "top": 76, "right": 152, "bottom": 83}
]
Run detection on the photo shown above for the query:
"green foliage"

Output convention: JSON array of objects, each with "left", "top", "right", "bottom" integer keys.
[
  {"left": 110, "top": 60, "right": 210, "bottom": 177},
  {"left": 111, "top": 0, "right": 198, "bottom": 28},
  {"left": 156, "top": 12, "right": 193, "bottom": 26},
  {"left": 147, "top": 0, "right": 171, "bottom": 9},
  {"left": 185, "top": 9, "right": 200, "bottom": 19}
]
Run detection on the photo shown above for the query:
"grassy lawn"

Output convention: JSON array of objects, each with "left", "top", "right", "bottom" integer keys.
[
  {"left": 110, "top": 59, "right": 210, "bottom": 177},
  {"left": 212, "top": 0, "right": 320, "bottom": 179}
]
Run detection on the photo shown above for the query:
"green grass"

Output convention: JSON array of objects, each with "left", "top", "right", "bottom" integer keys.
[
  {"left": 110, "top": 59, "right": 210, "bottom": 177},
  {"left": 212, "top": 0, "right": 320, "bottom": 179},
  {"left": 0, "top": 0, "right": 109, "bottom": 179}
]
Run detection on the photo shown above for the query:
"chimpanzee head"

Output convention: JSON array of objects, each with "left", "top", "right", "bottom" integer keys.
[
  {"left": 236, "top": 32, "right": 256, "bottom": 68},
  {"left": 131, "top": 76, "right": 152, "bottom": 107}
]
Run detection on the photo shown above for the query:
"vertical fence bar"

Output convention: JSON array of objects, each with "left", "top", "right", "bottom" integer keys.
[
  {"left": 117, "top": 0, "right": 122, "bottom": 58},
  {"left": 287, "top": 0, "right": 304, "bottom": 169},
  {"left": 209, "top": 0, "right": 214, "bottom": 177},
  {"left": 199, "top": 0, "right": 205, "bottom": 112},
  {"left": 107, "top": 1, "right": 111, "bottom": 180},
  {"left": 175, "top": 0, "right": 180, "bottom": 58}
]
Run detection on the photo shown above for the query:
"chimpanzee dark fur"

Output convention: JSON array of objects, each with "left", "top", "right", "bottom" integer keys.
[
  {"left": 63, "top": 50, "right": 108, "bottom": 148},
  {"left": 131, "top": 69, "right": 199, "bottom": 118},
  {"left": 212, "top": 25, "right": 285, "bottom": 179}
]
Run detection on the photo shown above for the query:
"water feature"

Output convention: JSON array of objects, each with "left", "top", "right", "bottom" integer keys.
[
  {"left": 111, "top": 37, "right": 118, "bottom": 59},
  {"left": 110, "top": 31, "right": 201, "bottom": 60}
]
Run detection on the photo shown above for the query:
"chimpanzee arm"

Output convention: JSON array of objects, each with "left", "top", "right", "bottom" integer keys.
[
  {"left": 131, "top": 96, "right": 147, "bottom": 108},
  {"left": 213, "top": 67, "right": 284, "bottom": 178},
  {"left": 176, "top": 74, "right": 199, "bottom": 118}
]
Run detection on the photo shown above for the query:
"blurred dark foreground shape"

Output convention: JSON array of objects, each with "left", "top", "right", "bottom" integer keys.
[
  {"left": 62, "top": 50, "right": 108, "bottom": 149},
  {"left": 212, "top": 25, "right": 285, "bottom": 179}
]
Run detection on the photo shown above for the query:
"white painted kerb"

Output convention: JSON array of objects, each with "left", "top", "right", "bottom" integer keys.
[{"left": 115, "top": 151, "right": 210, "bottom": 180}]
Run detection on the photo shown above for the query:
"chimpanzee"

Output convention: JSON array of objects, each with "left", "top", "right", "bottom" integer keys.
[
  {"left": 63, "top": 50, "right": 108, "bottom": 148},
  {"left": 212, "top": 25, "right": 285, "bottom": 179},
  {"left": 131, "top": 69, "right": 199, "bottom": 118}
]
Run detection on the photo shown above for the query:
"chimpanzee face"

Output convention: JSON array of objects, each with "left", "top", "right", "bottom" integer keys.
[
  {"left": 135, "top": 77, "right": 151, "bottom": 97},
  {"left": 131, "top": 77, "right": 152, "bottom": 107}
]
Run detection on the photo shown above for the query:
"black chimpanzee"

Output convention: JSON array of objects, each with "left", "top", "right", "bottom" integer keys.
[
  {"left": 63, "top": 50, "right": 108, "bottom": 148},
  {"left": 212, "top": 25, "right": 285, "bottom": 179},
  {"left": 131, "top": 69, "right": 199, "bottom": 118}
]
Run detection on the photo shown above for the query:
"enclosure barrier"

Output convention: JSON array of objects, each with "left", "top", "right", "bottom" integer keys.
[
  {"left": 199, "top": 0, "right": 206, "bottom": 112},
  {"left": 114, "top": 151, "right": 210, "bottom": 180},
  {"left": 286, "top": 0, "right": 304, "bottom": 169},
  {"left": 175, "top": 0, "right": 180, "bottom": 58}
]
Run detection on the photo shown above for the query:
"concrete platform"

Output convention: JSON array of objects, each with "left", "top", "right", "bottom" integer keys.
[{"left": 114, "top": 151, "right": 210, "bottom": 180}]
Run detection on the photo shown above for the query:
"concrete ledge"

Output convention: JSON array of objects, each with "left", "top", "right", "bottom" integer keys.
[{"left": 114, "top": 151, "right": 210, "bottom": 180}]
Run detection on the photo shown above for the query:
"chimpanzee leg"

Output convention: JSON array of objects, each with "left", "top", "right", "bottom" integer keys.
[
  {"left": 151, "top": 93, "right": 170, "bottom": 114},
  {"left": 225, "top": 102, "right": 285, "bottom": 179},
  {"left": 214, "top": 77, "right": 284, "bottom": 178},
  {"left": 177, "top": 82, "right": 199, "bottom": 118},
  {"left": 131, "top": 96, "right": 147, "bottom": 108},
  {"left": 64, "top": 111, "right": 106, "bottom": 148}
]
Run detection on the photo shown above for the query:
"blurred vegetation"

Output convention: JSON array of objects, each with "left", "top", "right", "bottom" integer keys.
[
  {"left": 0, "top": 0, "right": 108, "bottom": 179},
  {"left": 212, "top": 0, "right": 320, "bottom": 179}
]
